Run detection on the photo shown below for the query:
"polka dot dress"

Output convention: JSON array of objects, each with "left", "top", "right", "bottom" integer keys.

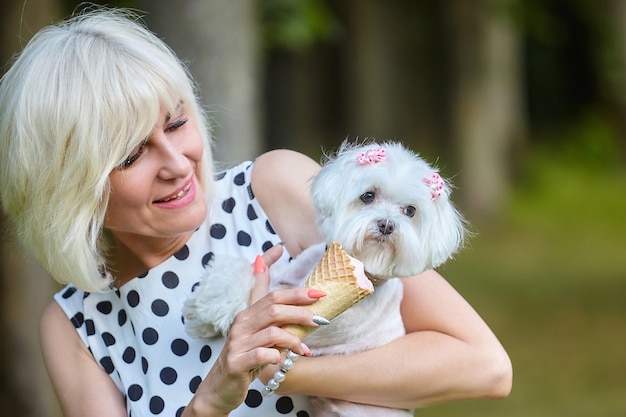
[{"left": 54, "top": 161, "right": 312, "bottom": 416}]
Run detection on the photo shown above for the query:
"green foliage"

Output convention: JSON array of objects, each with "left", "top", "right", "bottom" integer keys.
[
  {"left": 525, "top": 111, "right": 623, "bottom": 175},
  {"left": 261, "top": 0, "right": 339, "bottom": 51}
]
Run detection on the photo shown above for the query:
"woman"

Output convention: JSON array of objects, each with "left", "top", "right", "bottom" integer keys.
[{"left": 0, "top": 8, "right": 511, "bottom": 417}]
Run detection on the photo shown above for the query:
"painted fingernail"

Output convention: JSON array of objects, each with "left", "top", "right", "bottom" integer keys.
[
  {"left": 312, "top": 314, "right": 330, "bottom": 326},
  {"left": 301, "top": 343, "right": 312, "bottom": 357},
  {"left": 307, "top": 289, "right": 327, "bottom": 299},
  {"left": 254, "top": 255, "right": 267, "bottom": 274}
]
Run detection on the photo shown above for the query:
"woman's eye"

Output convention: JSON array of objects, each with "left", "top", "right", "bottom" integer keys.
[
  {"left": 166, "top": 117, "right": 188, "bottom": 132},
  {"left": 359, "top": 191, "right": 376, "bottom": 204},
  {"left": 120, "top": 142, "right": 147, "bottom": 169}
]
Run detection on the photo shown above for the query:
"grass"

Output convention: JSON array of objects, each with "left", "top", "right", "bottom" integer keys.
[{"left": 415, "top": 157, "right": 626, "bottom": 416}]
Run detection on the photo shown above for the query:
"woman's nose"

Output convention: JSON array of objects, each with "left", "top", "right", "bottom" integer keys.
[{"left": 155, "top": 137, "right": 192, "bottom": 179}]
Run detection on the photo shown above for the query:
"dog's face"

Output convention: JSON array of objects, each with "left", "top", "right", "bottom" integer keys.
[{"left": 311, "top": 141, "right": 465, "bottom": 281}]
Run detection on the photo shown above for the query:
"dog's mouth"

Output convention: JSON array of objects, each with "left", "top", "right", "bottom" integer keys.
[{"left": 364, "top": 271, "right": 388, "bottom": 286}]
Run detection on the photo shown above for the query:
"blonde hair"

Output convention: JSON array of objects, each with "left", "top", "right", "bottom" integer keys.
[{"left": 0, "top": 8, "right": 213, "bottom": 292}]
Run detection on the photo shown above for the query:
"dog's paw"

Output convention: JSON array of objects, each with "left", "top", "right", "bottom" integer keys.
[{"left": 182, "top": 255, "right": 255, "bottom": 338}]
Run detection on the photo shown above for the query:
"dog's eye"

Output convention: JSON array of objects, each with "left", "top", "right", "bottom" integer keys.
[
  {"left": 360, "top": 191, "right": 376, "bottom": 204},
  {"left": 403, "top": 205, "right": 416, "bottom": 218}
]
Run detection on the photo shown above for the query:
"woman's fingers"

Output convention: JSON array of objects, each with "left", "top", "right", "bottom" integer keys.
[{"left": 249, "top": 244, "right": 284, "bottom": 304}]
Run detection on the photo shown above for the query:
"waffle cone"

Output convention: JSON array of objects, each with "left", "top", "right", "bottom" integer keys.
[{"left": 282, "top": 241, "right": 374, "bottom": 339}]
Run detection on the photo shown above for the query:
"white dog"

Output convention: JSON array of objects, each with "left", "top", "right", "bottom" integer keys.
[{"left": 183, "top": 141, "right": 466, "bottom": 416}]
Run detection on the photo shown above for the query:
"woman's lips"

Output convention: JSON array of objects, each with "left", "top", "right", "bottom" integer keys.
[
  {"left": 156, "top": 183, "right": 191, "bottom": 203},
  {"left": 154, "top": 178, "right": 196, "bottom": 207}
]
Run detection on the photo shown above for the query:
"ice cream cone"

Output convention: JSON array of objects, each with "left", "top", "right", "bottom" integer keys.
[{"left": 282, "top": 241, "right": 374, "bottom": 339}]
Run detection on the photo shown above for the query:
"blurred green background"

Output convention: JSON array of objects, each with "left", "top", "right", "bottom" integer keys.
[{"left": 1, "top": 0, "right": 625, "bottom": 416}]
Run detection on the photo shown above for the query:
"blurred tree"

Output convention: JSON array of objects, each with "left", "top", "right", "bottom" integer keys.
[
  {"left": 0, "top": 1, "right": 64, "bottom": 416},
  {"left": 137, "top": 0, "right": 261, "bottom": 163},
  {"left": 446, "top": 0, "right": 525, "bottom": 219},
  {"left": 603, "top": 0, "right": 626, "bottom": 162}
]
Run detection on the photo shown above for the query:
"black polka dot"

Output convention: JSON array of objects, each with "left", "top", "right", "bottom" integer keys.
[
  {"left": 215, "top": 171, "right": 226, "bottom": 181},
  {"left": 62, "top": 287, "right": 77, "bottom": 298},
  {"left": 174, "top": 245, "right": 189, "bottom": 260},
  {"left": 296, "top": 411, "right": 310, "bottom": 417},
  {"left": 247, "top": 204, "right": 258, "bottom": 220},
  {"left": 100, "top": 356, "right": 115, "bottom": 374},
  {"left": 171, "top": 339, "right": 189, "bottom": 356},
  {"left": 128, "top": 384, "right": 143, "bottom": 401},
  {"left": 262, "top": 240, "right": 274, "bottom": 253},
  {"left": 210, "top": 223, "right": 227, "bottom": 239},
  {"left": 137, "top": 270, "right": 148, "bottom": 278},
  {"left": 151, "top": 299, "right": 169, "bottom": 317},
  {"left": 276, "top": 396, "right": 295, "bottom": 414},
  {"left": 175, "top": 407, "right": 185, "bottom": 417},
  {"left": 162, "top": 271, "right": 179, "bottom": 289},
  {"left": 122, "top": 347, "right": 136, "bottom": 363},
  {"left": 189, "top": 376, "right": 202, "bottom": 394},
  {"left": 85, "top": 319, "right": 95, "bottom": 336},
  {"left": 245, "top": 389, "right": 262, "bottom": 408},
  {"left": 222, "top": 197, "right": 236, "bottom": 213},
  {"left": 96, "top": 301, "right": 113, "bottom": 314},
  {"left": 118, "top": 309, "right": 127, "bottom": 326},
  {"left": 102, "top": 332, "right": 116, "bottom": 347},
  {"left": 70, "top": 312, "right": 84, "bottom": 328},
  {"left": 266, "top": 220, "right": 276, "bottom": 234},
  {"left": 127, "top": 290, "right": 140, "bottom": 307},
  {"left": 142, "top": 357, "right": 149, "bottom": 374},
  {"left": 160, "top": 367, "right": 177, "bottom": 385},
  {"left": 237, "top": 230, "right": 252, "bottom": 246},
  {"left": 149, "top": 396, "right": 165, "bottom": 414},
  {"left": 247, "top": 184, "right": 255, "bottom": 200},
  {"left": 234, "top": 172, "right": 245, "bottom": 185},
  {"left": 142, "top": 328, "right": 159, "bottom": 345},
  {"left": 199, "top": 345, "right": 212, "bottom": 363},
  {"left": 201, "top": 252, "right": 214, "bottom": 267}
]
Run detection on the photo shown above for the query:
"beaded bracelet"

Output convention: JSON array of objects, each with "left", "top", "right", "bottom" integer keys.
[{"left": 262, "top": 350, "right": 299, "bottom": 397}]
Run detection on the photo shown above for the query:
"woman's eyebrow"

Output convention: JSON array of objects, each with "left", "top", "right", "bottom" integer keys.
[{"left": 164, "top": 102, "right": 185, "bottom": 123}]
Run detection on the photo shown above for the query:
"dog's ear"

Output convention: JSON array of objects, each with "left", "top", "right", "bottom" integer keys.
[{"left": 423, "top": 190, "right": 466, "bottom": 268}]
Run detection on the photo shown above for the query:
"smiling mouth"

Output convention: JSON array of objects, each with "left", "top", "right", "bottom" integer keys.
[{"left": 156, "top": 183, "right": 191, "bottom": 203}]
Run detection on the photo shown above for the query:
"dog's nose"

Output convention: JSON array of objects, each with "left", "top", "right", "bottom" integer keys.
[{"left": 377, "top": 219, "right": 395, "bottom": 235}]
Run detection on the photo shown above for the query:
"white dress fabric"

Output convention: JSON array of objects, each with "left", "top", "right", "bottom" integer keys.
[{"left": 54, "top": 161, "right": 313, "bottom": 417}]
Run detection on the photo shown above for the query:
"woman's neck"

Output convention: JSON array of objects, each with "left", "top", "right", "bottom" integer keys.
[{"left": 106, "top": 230, "right": 194, "bottom": 288}]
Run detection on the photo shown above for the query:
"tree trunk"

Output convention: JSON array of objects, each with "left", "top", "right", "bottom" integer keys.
[
  {"left": 446, "top": 0, "right": 525, "bottom": 220},
  {"left": 138, "top": 0, "right": 261, "bottom": 163}
]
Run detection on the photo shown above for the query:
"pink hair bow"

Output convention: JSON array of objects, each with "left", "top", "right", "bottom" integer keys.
[
  {"left": 423, "top": 173, "right": 445, "bottom": 201},
  {"left": 357, "top": 147, "right": 386, "bottom": 165}
]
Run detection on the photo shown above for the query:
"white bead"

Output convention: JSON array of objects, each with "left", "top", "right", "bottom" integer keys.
[
  {"left": 261, "top": 386, "right": 274, "bottom": 397},
  {"left": 274, "top": 371, "right": 286, "bottom": 383},
  {"left": 287, "top": 350, "right": 299, "bottom": 361},
  {"left": 281, "top": 358, "right": 294, "bottom": 372},
  {"left": 267, "top": 379, "right": 280, "bottom": 390}
]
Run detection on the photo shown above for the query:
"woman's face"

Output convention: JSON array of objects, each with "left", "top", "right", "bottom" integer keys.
[{"left": 104, "top": 103, "right": 208, "bottom": 245}]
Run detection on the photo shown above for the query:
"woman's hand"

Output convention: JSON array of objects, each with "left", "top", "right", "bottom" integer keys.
[{"left": 183, "top": 245, "right": 322, "bottom": 416}]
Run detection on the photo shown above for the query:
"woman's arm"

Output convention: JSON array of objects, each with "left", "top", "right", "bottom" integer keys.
[
  {"left": 40, "top": 302, "right": 127, "bottom": 417},
  {"left": 251, "top": 149, "right": 323, "bottom": 257},
  {"left": 280, "top": 270, "right": 512, "bottom": 409}
]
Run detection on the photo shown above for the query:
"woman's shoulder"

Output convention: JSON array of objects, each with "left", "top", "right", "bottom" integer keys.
[
  {"left": 49, "top": 285, "right": 92, "bottom": 344},
  {"left": 251, "top": 149, "right": 323, "bottom": 256}
]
